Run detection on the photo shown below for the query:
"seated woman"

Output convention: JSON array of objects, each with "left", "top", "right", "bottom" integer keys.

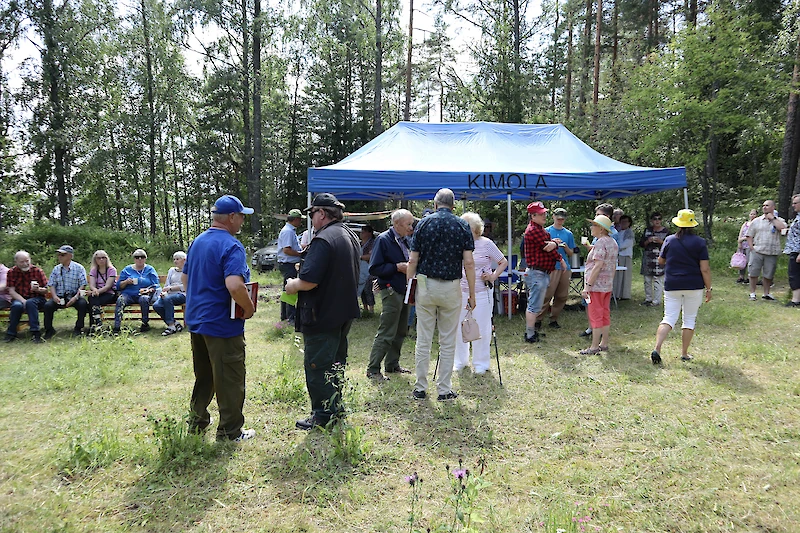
[
  {"left": 114, "top": 249, "right": 160, "bottom": 333},
  {"left": 88, "top": 250, "right": 118, "bottom": 330},
  {"left": 153, "top": 251, "right": 187, "bottom": 336}
]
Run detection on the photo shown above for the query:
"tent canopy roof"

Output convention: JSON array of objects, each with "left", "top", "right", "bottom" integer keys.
[{"left": 307, "top": 122, "right": 686, "bottom": 201}]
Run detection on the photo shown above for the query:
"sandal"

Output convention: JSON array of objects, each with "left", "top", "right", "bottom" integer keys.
[
  {"left": 599, "top": 345, "right": 609, "bottom": 352},
  {"left": 162, "top": 325, "right": 178, "bottom": 336},
  {"left": 579, "top": 347, "right": 601, "bottom": 355},
  {"left": 680, "top": 354, "right": 693, "bottom": 361}
]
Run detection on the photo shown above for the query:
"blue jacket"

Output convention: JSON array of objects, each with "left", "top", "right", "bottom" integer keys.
[
  {"left": 369, "top": 228, "right": 409, "bottom": 294},
  {"left": 117, "top": 264, "right": 160, "bottom": 298}
]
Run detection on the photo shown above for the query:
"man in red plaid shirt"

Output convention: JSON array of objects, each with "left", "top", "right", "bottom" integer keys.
[
  {"left": 4, "top": 251, "right": 49, "bottom": 343},
  {"left": 522, "top": 202, "right": 565, "bottom": 343}
]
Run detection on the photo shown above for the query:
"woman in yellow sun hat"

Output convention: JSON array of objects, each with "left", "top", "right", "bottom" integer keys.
[{"left": 650, "top": 209, "right": 712, "bottom": 364}]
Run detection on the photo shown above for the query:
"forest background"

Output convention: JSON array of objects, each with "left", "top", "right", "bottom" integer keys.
[{"left": 1, "top": 0, "right": 800, "bottom": 252}]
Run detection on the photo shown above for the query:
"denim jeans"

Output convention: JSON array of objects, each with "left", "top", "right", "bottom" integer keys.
[
  {"left": 115, "top": 292, "right": 155, "bottom": 327},
  {"left": 524, "top": 269, "right": 551, "bottom": 315},
  {"left": 6, "top": 297, "right": 47, "bottom": 336},
  {"left": 153, "top": 293, "right": 186, "bottom": 324}
]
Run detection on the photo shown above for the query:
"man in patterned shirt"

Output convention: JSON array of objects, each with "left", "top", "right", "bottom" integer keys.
[
  {"left": 3, "top": 250, "right": 49, "bottom": 343},
  {"left": 523, "top": 202, "right": 566, "bottom": 343},
  {"left": 43, "top": 245, "right": 89, "bottom": 339},
  {"left": 407, "top": 188, "right": 476, "bottom": 401}
]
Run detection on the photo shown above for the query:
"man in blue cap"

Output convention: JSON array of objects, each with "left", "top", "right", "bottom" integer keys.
[{"left": 183, "top": 194, "right": 257, "bottom": 442}]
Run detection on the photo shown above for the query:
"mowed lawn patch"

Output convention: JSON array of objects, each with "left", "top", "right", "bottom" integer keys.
[{"left": 1, "top": 266, "right": 799, "bottom": 532}]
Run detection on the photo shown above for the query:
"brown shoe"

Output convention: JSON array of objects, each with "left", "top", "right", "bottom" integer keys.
[{"left": 385, "top": 366, "right": 411, "bottom": 374}]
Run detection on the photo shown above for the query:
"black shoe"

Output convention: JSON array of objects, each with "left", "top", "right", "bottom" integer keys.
[
  {"left": 385, "top": 366, "right": 412, "bottom": 374},
  {"left": 785, "top": 301, "right": 800, "bottom": 307},
  {"left": 412, "top": 389, "right": 426, "bottom": 400},
  {"left": 140, "top": 322, "right": 151, "bottom": 332},
  {"left": 71, "top": 328, "right": 84, "bottom": 337},
  {"left": 640, "top": 301, "right": 652, "bottom": 306},
  {"left": 756, "top": 280, "right": 763, "bottom": 286},
  {"left": 367, "top": 371, "right": 389, "bottom": 381},
  {"left": 525, "top": 332, "right": 540, "bottom": 343},
  {"left": 3, "top": 335, "right": 16, "bottom": 343},
  {"left": 43, "top": 328, "right": 56, "bottom": 340},
  {"left": 32, "top": 334, "right": 44, "bottom": 344},
  {"left": 295, "top": 417, "right": 326, "bottom": 431},
  {"left": 548, "top": 321, "right": 561, "bottom": 329},
  {"left": 112, "top": 327, "right": 121, "bottom": 335},
  {"left": 534, "top": 321, "right": 542, "bottom": 331},
  {"left": 437, "top": 391, "right": 458, "bottom": 401},
  {"left": 651, "top": 350, "right": 662, "bottom": 365},
  {"left": 579, "top": 329, "right": 592, "bottom": 337}
]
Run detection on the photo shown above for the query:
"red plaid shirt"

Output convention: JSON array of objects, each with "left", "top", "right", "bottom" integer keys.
[
  {"left": 6, "top": 265, "right": 48, "bottom": 299},
  {"left": 523, "top": 221, "right": 561, "bottom": 271}
]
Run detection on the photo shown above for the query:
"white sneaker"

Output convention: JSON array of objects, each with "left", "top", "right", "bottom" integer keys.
[
  {"left": 749, "top": 293, "right": 757, "bottom": 301},
  {"left": 233, "top": 429, "right": 256, "bottom": 442}
]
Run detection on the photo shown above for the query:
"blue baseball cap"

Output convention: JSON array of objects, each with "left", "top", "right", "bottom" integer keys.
[{"left": 212, "top": 195, "right": 254, "bottom": 215}]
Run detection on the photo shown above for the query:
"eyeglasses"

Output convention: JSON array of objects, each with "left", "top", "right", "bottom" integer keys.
[
  {"left": 651, "top": 216, "right": 661, "bottom": 220},
  {"left": 133, "top": 255, "right": 146, "bottom": 259},
  {"left": 97, "top": 256, "right": 107, "bottom": 260}
]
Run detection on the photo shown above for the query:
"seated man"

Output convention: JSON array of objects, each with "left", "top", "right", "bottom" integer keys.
[
  {"left": 43, "top": 245, "right": 89, "bottom": 339},
  {"left": 3, "top": 250, "right": 49, "bottom": 343},
  {"left": 114, "top": 249, "right": 160, "bottom": 333},
  {"left": 0, "top": 262, "right": 12, "bottom": 310},
  {"left": 153, "top": 251, "right": 187, "bottom": 336}
]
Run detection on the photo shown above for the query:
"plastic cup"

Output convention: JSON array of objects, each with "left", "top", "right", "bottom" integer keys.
[
  {"left": 31, "top": 281, "right": 39, "bottom": 290},
  {"left": 781, "top": 228, "right": 788, "bottom": 236},
  {"left": 79, "top": 289, "right": 87, "bottom": 298},
  {"left": 581, "top": 236, "right": 589, "bottom": 246},
  {"left": 131, "top": 278, "right": 138, "bottom": 285}
]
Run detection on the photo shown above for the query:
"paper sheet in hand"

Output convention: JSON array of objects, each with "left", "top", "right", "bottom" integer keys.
[{"left": 280, "top": 291, "right": 298, "bottom": 306}]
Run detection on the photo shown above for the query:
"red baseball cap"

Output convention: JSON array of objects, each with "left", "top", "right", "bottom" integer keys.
[{"left": 526, "top": 201, "right": 548, "bottom": 214}]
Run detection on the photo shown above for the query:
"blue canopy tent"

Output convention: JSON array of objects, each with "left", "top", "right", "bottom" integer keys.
[{"left": 307, "top": 122, "right": 688, "bottom": 316}]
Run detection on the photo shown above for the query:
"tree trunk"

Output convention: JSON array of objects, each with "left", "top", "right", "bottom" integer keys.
[
  {"left": 579, "top": 0, "right": 592, "bottom": 117},
  {"left": 374, "top": 0, "right": 383, "bottom": 135},
  {"left": 240, "top": 0, "right": 253, "bottom": 223},
  {"left": 251, "top": 0, "right": 263, "bottom": 245},
  {"left": 566, "top": 10, "right": 573, "bottom": 120},
  {"left": 780, "top": 25, "right": 800, "bottom": 217},
  {"left": 140, "top": 0, "right": 157, "bottom": 235},
  {"left": 41, "top": 0, "right": 68, "bottom": 225},
  {"left": 512, "top": 0, "right": 522, "bottom": 122},
  {"left": 550, "top": 0, "right": 559, "bottom": 121},
  {"left": 110, "top": 126, "right": 123, "bottom": 230},
  {"left": 592, "top": 0, "right": 602, "bottom": 130},
  {"left": 404, "top": 0, "right": 413, "bottom": 121}
]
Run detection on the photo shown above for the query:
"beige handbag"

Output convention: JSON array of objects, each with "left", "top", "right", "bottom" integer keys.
[{"left": 461, "top": 310, "right": 481, "bottom": 342}]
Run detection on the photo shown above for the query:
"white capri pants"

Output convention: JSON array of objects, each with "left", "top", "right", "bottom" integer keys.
[
  {"left": 661, "top": 289, "right": 704, "bottom": 330},
  {"left": 454, "top": 291, "right": 493, "bottom": 373}
]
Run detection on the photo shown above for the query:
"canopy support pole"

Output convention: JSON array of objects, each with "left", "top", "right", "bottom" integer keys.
[
  {"left": 507, "top": 193, "right": 512, "bottom": 319},
  {"left": 683, "top": 188, "right": 689, "bottom": 209}
]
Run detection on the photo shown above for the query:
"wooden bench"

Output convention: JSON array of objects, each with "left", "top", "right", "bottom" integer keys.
[{"left": 0, "top": 276, "right": 185, "bottom": 328}]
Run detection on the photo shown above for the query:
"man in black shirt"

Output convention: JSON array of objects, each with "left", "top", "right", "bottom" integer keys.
[
  {"left": 286, "top": 193, "right": 361, "bottom": 430},
  {"left": 407, "top": 188, "right": 476, "bottom": 401}
]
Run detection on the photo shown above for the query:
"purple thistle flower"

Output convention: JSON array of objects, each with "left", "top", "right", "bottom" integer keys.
[{"left": 453, "top": 468, "right": 467, "bottom": 480}]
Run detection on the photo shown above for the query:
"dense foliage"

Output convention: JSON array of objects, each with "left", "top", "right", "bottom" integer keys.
[{"left": 0, "top": 0, "right": 798, "bottom": 245}]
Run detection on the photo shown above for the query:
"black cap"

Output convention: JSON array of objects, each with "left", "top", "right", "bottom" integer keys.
[{"left": 304, "top": 193, "right": 345, "bottom": 213}]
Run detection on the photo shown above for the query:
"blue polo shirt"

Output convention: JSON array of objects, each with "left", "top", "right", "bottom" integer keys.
[
  {"left": 184, "top": 227, "right": 250, "bottom": 338},
  {"left": 545, "top": 225, "right": 576, "bottom": 271}
]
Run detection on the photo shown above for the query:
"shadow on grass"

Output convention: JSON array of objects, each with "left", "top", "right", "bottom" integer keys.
[
  {"left": 683, "top": 359, "right": 764, "bottom": 393},
  {"left": 122, "top": 437, "right": 236, "bottom": 529}
]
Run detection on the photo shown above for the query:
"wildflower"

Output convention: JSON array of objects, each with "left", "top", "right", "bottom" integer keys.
[
  {"left": 405, "top": 472, "right": 419, "bottom": 486},
  {"left": 453, "top": 468, "right": 467, "bottom": 480}
]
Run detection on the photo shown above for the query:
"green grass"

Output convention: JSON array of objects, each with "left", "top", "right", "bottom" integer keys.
[{"left": 2, "top": 238, "right": 800, "bottom": 532}]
